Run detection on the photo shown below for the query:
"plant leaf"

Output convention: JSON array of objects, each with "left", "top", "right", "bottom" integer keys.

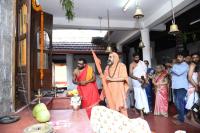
[{"left": 60, "top": 0, "right": 75, "bottom": 21}]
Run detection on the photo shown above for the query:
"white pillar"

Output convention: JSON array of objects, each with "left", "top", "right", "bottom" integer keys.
[
  {"left": 141, "top": 28, "right": 151, "bottom": 67},
  {"left": 66, "top": 54, "right": 77, "bottom": 90}
]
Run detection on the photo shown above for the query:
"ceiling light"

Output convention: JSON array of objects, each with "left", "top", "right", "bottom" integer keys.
[
  {"left": 189, "top": 18, "right": 200, "bottom": 25},
  {"left": 123, "top": 0, "right": 132, "bottom": 12}
]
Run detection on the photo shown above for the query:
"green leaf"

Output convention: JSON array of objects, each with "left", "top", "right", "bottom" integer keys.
[{"left": 60, "top": 0, "right": 75, "bottom": 21}]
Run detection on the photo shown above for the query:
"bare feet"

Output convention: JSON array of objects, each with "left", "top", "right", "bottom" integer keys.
[
  {"left": 163, "top": 114, "right": 168, "bottom": 118},
  {"left": 185, "top": 116, "right": 200, "bottom": 128},
  {"left": 173, "top": 114, "right": 178, "bottom": 119},
  {"left": 132, "top": 108, "right": 139, "bottom": 115},
  {"left": 120, "top": 108, "right": 128, "bottom": 117},
  {"left": 172, "top": 119, "right": 184, "bottom": 125}
]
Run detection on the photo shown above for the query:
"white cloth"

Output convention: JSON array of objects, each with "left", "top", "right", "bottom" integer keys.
[
  {"left": 131, "top": 61, "right": 147, "bottom": 88},
  {"left": 186, "top": 72, "right": 199, "bottom": 110},
  {"left": 188, "top": 72, "right": 198, "bottom": 88},
  {"left": 185, "top": 91, "right": 199, "bottom": 110},
  {"left": 90, "top": 106, "right": 151, "bottom": 133},
  {"left": 131, "top": 61, "right": 149, "bottom": 113}
]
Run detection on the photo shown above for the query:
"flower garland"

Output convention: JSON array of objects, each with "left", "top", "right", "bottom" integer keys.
[
  {"left": 32, "top": 0, "right": 44, "bottom": 85},
  {"left": 40, "top": 11, "right": 44, "bottom": 82},
  {"left": 32, "top": 0, "right": 42, "bottom": 12}
]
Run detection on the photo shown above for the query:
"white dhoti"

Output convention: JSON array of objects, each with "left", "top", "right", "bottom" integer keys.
[
  {"left": 132, "top": 61, "right": 150, "bottom": 113},
  {"left": 185, "top": 72, "right": 199, "bottom": 110},
  {"left": 133, "top": 87, "right": 150, "bottom": 113},
  {"left": 185, "top": 88, "right": 199, "bottom": 110}
]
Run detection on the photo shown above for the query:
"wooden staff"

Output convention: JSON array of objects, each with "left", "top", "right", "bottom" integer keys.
[{"left": 91, "top": 50, "right": 114, "bottom": 109}]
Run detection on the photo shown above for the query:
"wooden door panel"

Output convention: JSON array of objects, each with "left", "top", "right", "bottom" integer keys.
[
  {"left": 30, "top": 9, "right": 53, "bottom": 90},
  {"left": 15, "top": 0, "right": 31, "bottom": 110}
]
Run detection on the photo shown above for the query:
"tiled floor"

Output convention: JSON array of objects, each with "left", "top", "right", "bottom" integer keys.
[{"left": 128, "top": 104, "right": 200, "bottom": 133}]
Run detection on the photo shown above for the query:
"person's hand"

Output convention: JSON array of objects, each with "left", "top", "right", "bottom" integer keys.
[
  {"left": 137, "top": 78, "right": 144, "bottom": 83},
  {"left": 153, "top": 82, "right": 159, "bottom": 88},
  {"left": 106, "top": 77, "right": 114, "bottom": 82},
  {"left": 79, "top": 81, "right": 88, "bottom": 86},
  {"left": 99, "top": 74, "right": 104, "bottom": 79},
  {"left": 195, "top": 85, "right": 198, "bottom": 91}
]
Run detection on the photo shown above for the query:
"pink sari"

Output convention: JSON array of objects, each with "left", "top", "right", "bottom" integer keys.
[{"left": 154, "top": 71, "right": 168, "bottom": 116}]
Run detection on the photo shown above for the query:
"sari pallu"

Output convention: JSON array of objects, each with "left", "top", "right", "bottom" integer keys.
[
  {"left": 76, "top": 65, "right": 100, "bottom": 118},
  {"left": 154, "top": 71, "right": 168, "bottom": 117}
]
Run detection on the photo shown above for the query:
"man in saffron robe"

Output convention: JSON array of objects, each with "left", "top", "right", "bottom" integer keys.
[
  {"left": 102, "top": 52, "right": 129, "bottom": 116},
  {"left": 72, "top": 58, "right": 100, "bottom": 118}
]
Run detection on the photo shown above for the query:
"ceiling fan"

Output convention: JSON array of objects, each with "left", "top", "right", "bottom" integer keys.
[{"left": 189, "top": 18, "right": 200, "bottom": 25}]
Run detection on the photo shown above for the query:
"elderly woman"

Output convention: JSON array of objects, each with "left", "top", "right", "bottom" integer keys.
[{"left": 153, "top": 65, "right": 169, "bottom": 117}]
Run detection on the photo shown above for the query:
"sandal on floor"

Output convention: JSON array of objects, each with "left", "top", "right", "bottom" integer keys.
[{"left": 0, "top": 115, "right": 20, "bottom": 124}]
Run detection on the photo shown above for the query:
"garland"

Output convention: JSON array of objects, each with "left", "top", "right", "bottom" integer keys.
[
  {"left": 40, "top": 12, "right": 44, "bottom": 82},
  {"left": 32, "top": 0, "right": 44, "bottom": 85},
  {"left": 31, "top": 0, "right": 42, "bottom": 12},
  {"left": 108, "top": 62, "right": 119, "bottom": 78}
]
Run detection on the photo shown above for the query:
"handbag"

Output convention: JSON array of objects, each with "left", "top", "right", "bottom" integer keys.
[{"left": 191, "top": 98, "right": 200, "bottom": 123}]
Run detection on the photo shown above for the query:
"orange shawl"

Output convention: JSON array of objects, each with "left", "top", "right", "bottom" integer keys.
[{"left": 86, "top": 65, "right": 93, "bottom": 81}]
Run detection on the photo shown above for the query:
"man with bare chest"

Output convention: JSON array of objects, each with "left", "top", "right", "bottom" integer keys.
[
  {"left": 129, "top": 53, "right": 150, "bottom": 118},
  {"left": 72, "top": 58, "right": 100, "bottom": 118}
]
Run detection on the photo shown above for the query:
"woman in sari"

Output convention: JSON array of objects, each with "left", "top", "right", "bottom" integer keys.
[{"left": 153, "top": 65, "right": 169, "bottom": 117}]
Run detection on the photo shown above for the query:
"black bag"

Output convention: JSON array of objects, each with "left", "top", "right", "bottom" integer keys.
[
  {"left": 191, "top": 98, "right": 200, "bottom": 123},
  {"left": 191, "top": 95, "right": 200, "bottom": 111}
]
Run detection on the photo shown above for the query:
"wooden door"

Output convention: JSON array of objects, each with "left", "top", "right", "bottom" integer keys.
[
  {"left": 30, "top": 9, "right": 53, "bottom": 94},
  {"left": 15, "top": 0, "right": 31, "bottom": 110}
]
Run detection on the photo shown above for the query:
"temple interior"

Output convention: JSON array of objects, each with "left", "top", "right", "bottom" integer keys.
[{"left": 0, "top": 0, "right": 200, "bottom": 133}]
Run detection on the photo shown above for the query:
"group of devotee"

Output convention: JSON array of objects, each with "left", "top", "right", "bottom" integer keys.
[{"left": 72, "top": 51, "right": 200, "bottom": 126}]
